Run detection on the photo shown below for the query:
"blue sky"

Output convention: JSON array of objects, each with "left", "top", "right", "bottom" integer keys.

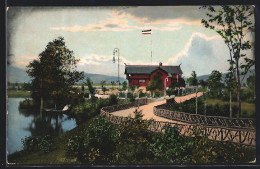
[{"left": 7, "top": 6, "right": 255, "bottom": 78}]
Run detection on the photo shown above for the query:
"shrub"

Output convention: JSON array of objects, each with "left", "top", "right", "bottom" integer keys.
[
  {"left": 21, "top": 135, "right": 54, "bottom": 153},
  {"left": 65, "top": 116, "right": 119, "bottom": 163},
  {"left": 66, "top": 135, "right": 86, "bottom": 160},
  {"left": 151, "top": 125, "right": 193, "bottom": 163},
  {"left": 21, "top": 136, "right": 40, "bottom": 152},
  {"left": 19, "top": 99, "right": 38, "bottom": 109},
  {"left": 38, "top": 135, "right": 55, "bottom": 153},
  {"left": 117, "top": 109, "right": 154, "bottom": 164},
  {"left": 191, "top": 128, "right": 248, "bottom": 163}
]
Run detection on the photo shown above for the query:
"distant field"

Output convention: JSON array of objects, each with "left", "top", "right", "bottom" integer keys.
[
  {"left": 206, "top": 98, "right": 255, "bottom": 118},
  {"left": 7, "top": 90, "right": 31, "bottom": 98}
]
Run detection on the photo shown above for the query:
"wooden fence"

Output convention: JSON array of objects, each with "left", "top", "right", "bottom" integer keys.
[{"left": 100, "top": 101, "right": 256, "bottom": 147}]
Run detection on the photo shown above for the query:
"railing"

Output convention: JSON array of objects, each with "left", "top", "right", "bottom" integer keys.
[
  {"left": 154, "top": 103, "right": 255, "bottom": 129},
  {"left": 101, "top": 107, "right": 256, "bottom": 147}
]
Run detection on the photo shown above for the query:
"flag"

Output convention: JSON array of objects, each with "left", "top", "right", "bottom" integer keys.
[{"left": 142, "top": 29, "right": 151, "bottom": 35}]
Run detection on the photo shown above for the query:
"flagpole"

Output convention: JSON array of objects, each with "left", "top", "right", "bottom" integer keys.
[{"left": 151, "top": 30, "right": 152, "bottom": 65}]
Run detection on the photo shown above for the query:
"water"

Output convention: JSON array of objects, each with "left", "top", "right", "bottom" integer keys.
[{"left": 7, "top": 98, "right": 77, "bottom": 155}]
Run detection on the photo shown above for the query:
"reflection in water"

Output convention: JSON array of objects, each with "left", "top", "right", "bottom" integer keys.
[{"left": 7, "top": 98, "right": 76, "bottom": 155}]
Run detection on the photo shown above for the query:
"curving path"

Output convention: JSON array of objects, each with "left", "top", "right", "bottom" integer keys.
[{"left": 111, "top": 92, "right": 204, "bottom": 123}]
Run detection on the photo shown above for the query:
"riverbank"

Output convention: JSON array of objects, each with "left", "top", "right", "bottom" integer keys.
[
  {"left": 8, "top": 116, "right": 96, "bottom": 164},
  {"left": 7, "top": 90, "right": 31, "bottom": 98}
]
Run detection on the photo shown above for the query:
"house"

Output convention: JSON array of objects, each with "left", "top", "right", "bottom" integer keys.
[{"left": 124, "top": 62, "right": 185, "bottom": 89}]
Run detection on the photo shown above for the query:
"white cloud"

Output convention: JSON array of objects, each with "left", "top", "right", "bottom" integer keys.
[{"left": 166, "top": 33, "right": 233, "bottom": 76}]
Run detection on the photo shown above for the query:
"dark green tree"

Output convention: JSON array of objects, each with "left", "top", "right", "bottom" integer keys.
[
  {"left": 199, "top": 79, "right": 208, "bottom": 88},
  {"left": 208, "top": 70, "right": 223, "bottom": 95},
  {"left": 101, "top": 81, "right": 106, "bottom": 95},
  {"left": 187, "top": 71, "right": 198, "bottom": 86},
  {"left": 86, "top": 77, "right": 95, "bottom": 97},
  {"left": 201, "top": 5, "right": 255, "bottom": 117},
  {"left": 26, "top": 37, "right": 84, "bottom": 109},
  {"left": 122, "top": 81, "right": 128, "bottom": 91},
  {"left": 146, "top": 73, "right": 163, "bottom": 97}
]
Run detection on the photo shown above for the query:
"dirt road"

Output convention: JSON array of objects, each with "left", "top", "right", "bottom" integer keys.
[{"left": 112, "top": 92, "right": 203, "bottom": 123}]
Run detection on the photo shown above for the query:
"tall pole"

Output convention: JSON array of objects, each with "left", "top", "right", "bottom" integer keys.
[
  {"left": 113, "top": 48, "right": 120, "bottom": 87},
  {"left": 196, "top": 87, "right": 198, "bottom": 114},
  {"left": 151, "top": 31, "right": 152, "bottom": 65}
]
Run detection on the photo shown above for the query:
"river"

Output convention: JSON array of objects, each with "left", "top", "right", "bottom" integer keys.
[{"left": 7, "top": 98, "right": 77, "bottom": 155}]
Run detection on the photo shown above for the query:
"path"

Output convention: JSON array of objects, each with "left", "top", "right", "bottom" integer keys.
[{"left": 112, "top": 92, "right": 204, "bottom": 123}]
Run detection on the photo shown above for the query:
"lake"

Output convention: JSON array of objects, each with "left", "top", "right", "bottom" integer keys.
[{"left": 7, "top": 98, "right": 77, "bottom": 155}]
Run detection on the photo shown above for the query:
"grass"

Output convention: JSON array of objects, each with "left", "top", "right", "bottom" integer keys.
[
  {"left": 7, "top": 90, "right": 31, "bottom": 98},
  {"left": 7, "top": 116, "right": 97, "bottom": 165},
  {"left": 206, "top": 98, "right": 255, "bottom": 118}
]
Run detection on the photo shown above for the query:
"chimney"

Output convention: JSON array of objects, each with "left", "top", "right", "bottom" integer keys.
[{"left": 159, "top": 62, "right": 162, "bottom": 66}]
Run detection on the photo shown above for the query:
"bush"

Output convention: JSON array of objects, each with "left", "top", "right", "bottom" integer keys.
[
  {"left": 19, "top": 99, "right": 38, "bottom": 109},
  {"left": 117, "top": 109, "right": 154, "bottom": 164},
  {"left": 66, "top": 135, "right": 86, "bottom": 160},
  {"left": 65, "top": 116, "right": 119, "bottom": 163},
  {"left": 191, "top": 128, "right": 249, "bottom": 163},
  {"left": 151, "top": 125, "right": 192, "bottom": 163},
  {"left": 21, "top": 135, "right": 54, "bottom": 153}
]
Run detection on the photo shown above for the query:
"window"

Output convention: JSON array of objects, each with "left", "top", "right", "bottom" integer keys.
[{"left": 139, "top": 80, "right": 145, "bottom": 83}]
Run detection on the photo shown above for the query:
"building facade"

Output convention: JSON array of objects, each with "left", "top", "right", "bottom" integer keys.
[{"left": 124, "top": 62, "right": 185, "bottom": 88}]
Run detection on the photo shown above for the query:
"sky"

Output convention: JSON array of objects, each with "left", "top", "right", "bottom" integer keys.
[{"left": 7, "top": 6, "right": 255, "bottom": 79}]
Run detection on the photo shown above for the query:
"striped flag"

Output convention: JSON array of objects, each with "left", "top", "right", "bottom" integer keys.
[{"left": 142, "top": 29, "right": 151, "bottom": 35}]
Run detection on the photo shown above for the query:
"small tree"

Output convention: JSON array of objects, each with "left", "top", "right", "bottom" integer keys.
[
  {"left": 86, "top": 77, "right": 95, "bottom": 97},
  {"left": 207, "top": 70, "right": 223, "bottom": 96},
  {"left": 101, "top": 81, "right": 106, "bottom": 95},
  {"left": 187, "top": 71, "right": 198, "bottom": 86},
  {"left": 146, "top": 73, "right": 163, "bottom": 97},
  {"left": 201, "top": 5, "right": 255, "bottom": 117},
  {"left": 122, "top": 81, "right": 128, "bottom": 91}
]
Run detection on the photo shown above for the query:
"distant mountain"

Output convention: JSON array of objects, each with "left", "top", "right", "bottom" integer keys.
[
  {"left": 7, "top": 66, "right": 126, "bottom": 84},
  {"left": 7, "top": 66, "right": 32, "bottom": 83},
  {"left": 81, "top": 73, "right": 126, "bottom": 84}
]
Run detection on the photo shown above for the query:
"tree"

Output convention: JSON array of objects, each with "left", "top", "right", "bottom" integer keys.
[
  {"left": 224, "top": 72, "right": 236, "bottom": 118},
  {"left": 122, "top": 81, "right": 128, "bottom": 91},
  {"left": 201, "top": 5, "right": 255, "bottom": 117},
  {"left": 207, "top": 70, "right": 223, "bottom": 95},
  {"left": 199, "top": 79, "right": 208, "bottom": 88},
  {"left": 26, "top": 37, "right": 84, "bottom": 109},
  {"left": 86, "top": 77, "right": 95, "bottom": 97},
  {"left": 100, "top": 81, "right": 106, "bottom": 95},
  {"left": 111, "top": 81, "right": 116, "bottom": 89},
  {"left": 187, "top": 71, "right": 198, "bottom": 86},
  {"left": 247, "top": 73, "right": 255, "bottom": 98},
  {"left": 146, "top": 73, "right": 163, "bottom": 97}
]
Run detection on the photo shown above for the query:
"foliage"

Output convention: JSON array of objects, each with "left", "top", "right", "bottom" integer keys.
[
  {"left": 23, "top": 82, "right": 32, "bottom": 91},
  {"left": 191, "top": 128, "right": 248, "bottom": 163},
  {"left": 86, "top": 77, "right": 95, "bottom": 97},
  {"left": 199, "top": 79, "right": 208, "bottom": 88},
  {"left": 151, "top": 125, "right": 192, "bottom": 163},
  {"left": 101, "top": 81, "right": 106, "bottom": 94},
  {"left": 146, "top": 73, "right": 163, "bottom": 97},
  {"left": 22, "top": 135, "right": 55, "bottom": 153},
  {"left": 122, "top": 81, "right": 128, "bottom": 91},
  {"left": 187, "top": 71, "right": 198, "bottom": 86},
  {"left": 127, "top": 92, "right": 135, "bottom": 102},
  {"left": 201, "top": 5, "right": 255, "bottom": 117},
  {"left": 26, "top": 37, "right": 84, "bottom": 109},
  {"left": 19, "top": 98, "right": 38, "bottom": 109},
  {"left": 207, "top": 70, "right": 223, "bottom": 96},
  {"left": 71, "top": 95, "right": 119, "bottom": 125},
  {"left": 167, "top": 97, "right": 239, "bottom": 117},
  {"left": 65, "top": 116, "right": 119, "bottom": 163},
  {"left": 117, "top": 109, "right": 154, "bottom": 164}
]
